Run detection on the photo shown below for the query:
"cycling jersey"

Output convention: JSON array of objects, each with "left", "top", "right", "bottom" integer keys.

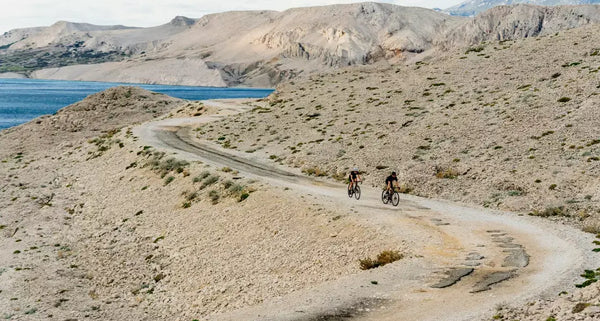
[{"left": 385, "top": 175, "right": 397, "bottom": 186}]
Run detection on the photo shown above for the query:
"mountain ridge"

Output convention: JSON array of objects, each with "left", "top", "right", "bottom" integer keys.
[
  {"left": 1, "top": 2, "right": 600, "bottom": 87},
  {"left": 445, "top": 0, "right": 600, "bottom": 16}
]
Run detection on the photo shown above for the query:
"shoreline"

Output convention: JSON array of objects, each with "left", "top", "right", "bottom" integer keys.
[{"left": 0, "top": 79, "right": 273, "bottom": 131}]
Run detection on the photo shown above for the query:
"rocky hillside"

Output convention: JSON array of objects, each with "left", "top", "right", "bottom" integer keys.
[
  {"left": 6, "top": 3, "right": 462, "bottom": 87},
  {"left": 202, "top": 24, "right": 600, "bottom": 231},
  {"left": 0, "top": 88, "right": 398, "bottom": 320},
  {"left": 2, "top": 2, "right": 600, "bottom": 86},
  {"left": 441, "top": 4, "right": 600, "bottom": 48},
  {"left": 0, "top": 18, "right": 196, "bottom": 74},
  {"left": 446, "top": 0, "right": 600, "bottom": 16}
]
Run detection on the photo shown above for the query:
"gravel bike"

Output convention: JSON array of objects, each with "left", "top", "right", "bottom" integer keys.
[
  {"left": 381, "top": 187, "right": 400, "bottom": 206},
  {"left": 347, "top": 181, "right": 361, "bottom": 200}
]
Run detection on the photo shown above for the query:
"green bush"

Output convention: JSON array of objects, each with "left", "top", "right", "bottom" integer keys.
[
  {"left": 209, "top": 190, "right": 220, "bottom": 204},
  {"left": 200, "top": 175, "right": 219, "bottom": 190},
  {"left": 557, "top": 97, "right": 571, "bottom": 103},
  {"left": 193, "top": 171, "right": 210, "bottom": 182},
  {"left": 164, "top": 176, "right": 175, "bottom": 185}
]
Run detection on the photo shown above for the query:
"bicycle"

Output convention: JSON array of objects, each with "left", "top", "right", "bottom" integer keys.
[
  {"left": 347, "top": 181, "right": 361, "bottom": 200},
  {"left": 381, "top": 187, "right": 400, "bottom": 206}
]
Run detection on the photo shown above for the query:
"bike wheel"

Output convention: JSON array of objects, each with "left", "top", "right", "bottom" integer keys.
[
  {"left": 382, "top": 190, "right": 389, "bottom": 204},
  {"left": 354, "top": 185, "right": 361, "bottom": 200},
  {"left": 391, "top": 192, "right": 400, "bottom": 206}
]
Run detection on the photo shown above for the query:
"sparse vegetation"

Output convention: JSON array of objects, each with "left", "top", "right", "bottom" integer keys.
[
  {"left": 435, "top": 167, "right": 459, "bottom": 179},
  {"left": 193, "top": 171, "right": 211, "bottom": 182},
  {"left": 209, "top": 190, "right": 220, "bottom": 204},
  {"left": 557, "top": 97, "right": 571, "bottom": 103},
  {"left": 529, "top": 206, "right": 566, "bottom": 217},
  {"left": 397, "top": 184, "right": 413, "bottom": 194},
  {"left": 87, "top": 129, "right": 121, "bottom": 158},
  {"left": 572, "top": 302, "right": 590, "bottom": 313},
  {"left": 359, "top": 250, "right": 403, "bottom": 270},
  {"left": 465, "top": 45, "right": 485, "bottom": 54},
  {"left": 200, "top": 175, "right": 219, "bottom": 190},
  {"left": 164, "top": 176, "right": 175, "bottom": 185},
  {"left": 302, "top": 167, "right": 327, "bottom": 177},
  {"left": 141, "top": 148, "right": 189, "bottom": 178}
]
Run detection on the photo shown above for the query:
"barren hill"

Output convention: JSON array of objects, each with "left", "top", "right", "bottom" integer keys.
[
  {"left": 3, "top": 21, "right": 600, "bottom": 321},
  {"left": 14, "top": 3, "right": 463, "bottom": 87},
  {"left": 0, "top": 89, "right": 399, "bottom": 320},
  {"left": 446, "top": 0, "right": 600, "bottom": 17},
  {"left": 441, "top": 4, "right": 600, "bottom": 48},
  {"left": 2, "top": 2, "right": 600, "bottom": 86},
  {"left": 203, "top": 23, "right": 600, "bottom": 231}
]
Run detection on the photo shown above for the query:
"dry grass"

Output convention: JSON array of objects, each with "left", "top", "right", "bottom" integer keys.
[
  {"left": 582, "top": 219, "right": 600, "bottom": 234},
  {"left": 359, "top": 250, "right": 403, "bottom": 270},
  {"left": 435, "top": 167, "right": 459, "bottom": 179},
  {"left": 397, "top": 184, "right": 413, "bottom": 194},
  {"left": 572, "top": 302, "right": 590, "bottom": 313},
  {"left": 529, "top": 206, "right": 567, "bottom": 218},
  {"left": 142, "top": 148, "right": 189, "bottom": 178},
  {"left": 302, "top": 166, "right": 328, "bottom": 177}
]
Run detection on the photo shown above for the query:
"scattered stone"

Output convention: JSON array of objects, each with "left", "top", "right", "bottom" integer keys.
[
  {"left": 466, "top": 252, "right": 484, "bottom": 260},
  {"left": 154, "top": 273, "right": 165, "bottom": 282},
  {"left": 502, "top": 249, "right": 530, "bottom": 268},
  {"left": 492, "top": 237, "right": 514, "bottom": 243},
  {"left": 497, "top": 243, "right": 522, "bottom": 249},
  {"left": 431, "top": 268, "right": 474, "bottom": 288},
  {"left": 430, "top": 218, "right": 450, "bottom": 226},
  {"left": 471, "top": 270, "right": 516, "bottom": 293}
]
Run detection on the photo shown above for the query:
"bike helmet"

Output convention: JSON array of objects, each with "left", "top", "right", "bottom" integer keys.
[{"left": 353, "top": 167, "right": 359, "bottom": 171}]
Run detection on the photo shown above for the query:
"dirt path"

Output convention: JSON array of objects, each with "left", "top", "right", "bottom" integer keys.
[{"left": 134, "top": 99, "right": 595, "bottom": 321}]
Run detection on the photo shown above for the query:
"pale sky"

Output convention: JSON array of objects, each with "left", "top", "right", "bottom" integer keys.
[{"left": 0, "top": 0, "right": 464, "bottom": 34}]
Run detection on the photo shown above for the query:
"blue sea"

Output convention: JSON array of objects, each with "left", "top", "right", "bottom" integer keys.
[{"left": 0, "top": 78, "right": 273, "bottom": 130}]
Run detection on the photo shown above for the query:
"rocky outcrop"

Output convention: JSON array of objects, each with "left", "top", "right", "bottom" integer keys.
[
  {"left": 439, "top": 4, "right": 600, "bottom": 48},
  {"left": 2, "top": 3, "right": 600, "bottom": 87},
  {"left": 445, "top": 0, "right": 600, "bottom": 17}
]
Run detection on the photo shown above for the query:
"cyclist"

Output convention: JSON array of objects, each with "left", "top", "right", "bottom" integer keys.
[
  {"left": 348, "top": 168, "right": 362, "bottom": 194},
  {"left": 385, "top": 171, "right": 400, "bottom": 199}
]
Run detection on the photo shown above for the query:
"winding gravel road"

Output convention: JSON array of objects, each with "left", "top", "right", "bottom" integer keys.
[{"left": 134, "top": 99, "right": 595, "bottom": 321}]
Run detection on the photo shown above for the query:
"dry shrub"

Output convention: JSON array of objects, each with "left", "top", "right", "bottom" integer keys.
[
  {"left": 330, "top": 172, "right": 347, "bottom": 182},
  {"left": 397, "top": 184, "right": 413, "bottom": 194},
  {"left": 529, "top": 206, "right": 566, "bottom": 217},
  {"left": 582, "top": 219, "right": 600, "bottom": 234},
  {"left": 572, "top": 303, "right": 589, "bottom": 313},
  {"left": 209, "top": 190, "right": 220, "bottom": 204},
  {"left": 359, "top": 250, "right": 403, "bottom": 270},
  {"left": 435, "top": 166, "right": 459, "bottom": 179},
  {"left": 302, "top": 166, "right": 327, "bottom": 177}
]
